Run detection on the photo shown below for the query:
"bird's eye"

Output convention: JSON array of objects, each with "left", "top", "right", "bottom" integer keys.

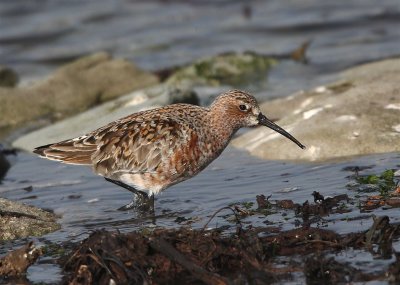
[{"left": 239, "top": 104, "right": 248, "bottom": 111}]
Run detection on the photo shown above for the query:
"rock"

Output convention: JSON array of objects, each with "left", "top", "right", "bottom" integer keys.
[
  {"left": 232, "top": 58, "right": 400, "bottom": 161},
  {"left": 0, "top": 151, "right": 10, "bottom": 180},
  {"left": 0, "top": 52, "right": 159, "bottom": 133},
  {"left": 166, "top": 52, "right": 276, "bottom": 88},
  {"left": 12, "top": 85, "right": 200, "bottom": 151},
  {"left": 0, "top": 198, "right": 60, "bottom": 240},
  {"left": 0, "top": 66, "right": 18, "bottom": 87}
]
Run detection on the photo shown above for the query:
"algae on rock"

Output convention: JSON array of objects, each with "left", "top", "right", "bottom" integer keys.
[{"left": 166, "top": 52, "right": 277, "bottom": 87}]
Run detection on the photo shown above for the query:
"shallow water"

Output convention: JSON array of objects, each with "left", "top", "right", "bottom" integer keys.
[
  {"left": 1, "top": 149, "right": 400, "bottom": 283},
  {"left": 1, "top": 0, "right": 400, "bottom": 283}
]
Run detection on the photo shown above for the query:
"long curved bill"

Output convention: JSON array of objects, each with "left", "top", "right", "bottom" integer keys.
[{"left": 258, "top": 113, "right": 306, "bottom": 149}]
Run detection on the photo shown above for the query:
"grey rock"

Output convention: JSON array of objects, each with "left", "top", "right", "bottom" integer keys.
[
  {"left": 232, "top": 58, "right": 400, "bottom": 161},
  {"left": 12, "top": 85, "right": 200, "bottom": 152},
  {"left": 0, "top": 198, "right": 60, "bottom": 241},
  {"left": 0, "top": 52, "right": 159, "bottom": 135}
]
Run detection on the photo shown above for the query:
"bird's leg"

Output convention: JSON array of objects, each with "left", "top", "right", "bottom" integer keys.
[
  {"left": 149, "top": 194, "right": 155, "bottom": 212},
  {"left": 105, "top": 177, "right": 147, "bottom": 196},
  {"left": 104, "top": 178, "right": 154, "bottom": 212}
]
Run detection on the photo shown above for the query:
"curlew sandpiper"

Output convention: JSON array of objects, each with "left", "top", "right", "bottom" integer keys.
[{"left": 34, "top": 90, "right": 305, "bottom": 211}]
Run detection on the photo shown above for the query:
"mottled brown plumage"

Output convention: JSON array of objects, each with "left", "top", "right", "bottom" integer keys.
[{"left": 34, "top": 90, "right": 305, "bottom": 209}]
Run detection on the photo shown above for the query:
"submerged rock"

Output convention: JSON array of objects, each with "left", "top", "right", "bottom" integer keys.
[
  {"left": 0, "top": 198, "right": 60, "bottom": 240},
  {"left": 166, "top": 52, "right": 276, "bottom": 88},
  {"left": 0, "top": 52, "right": 159, "bottom": 134},
  {"left": 232, "top": 58, "right": 400, "bottom": 161}
]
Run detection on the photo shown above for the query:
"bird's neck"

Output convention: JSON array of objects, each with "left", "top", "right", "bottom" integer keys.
[{"left": 207, "top": 110, "right": 240, "bottom": 152}]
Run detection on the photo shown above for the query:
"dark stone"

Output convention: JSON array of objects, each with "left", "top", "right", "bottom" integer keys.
[
  {"left": 0, "top": 66, "right": 18, "bottom": 87},
  {"left": 0, "top": 152, "right": 10, "bottom": 180},
  {"left": 169, "top": 88, "right": 199, "bottom": 105}
]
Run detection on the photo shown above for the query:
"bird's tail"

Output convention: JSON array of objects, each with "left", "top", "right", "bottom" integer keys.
[{"left": 34, "top": 136, "right": 97, "bottom": 165}]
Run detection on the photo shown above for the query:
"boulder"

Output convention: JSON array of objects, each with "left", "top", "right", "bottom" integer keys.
[
  {"left": 0, "top": 52, "right": 159, "bottom": 133},
  {"left": 232, "top": 58, "right": 400, "bottom": 161},
  {"left": 0, "top": 198, "right": 60, "bottom": 240}
]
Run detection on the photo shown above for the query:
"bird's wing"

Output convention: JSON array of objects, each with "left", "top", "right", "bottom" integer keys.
[
  {"left": 88, "top": 113, "right": 201, "bottom": 194},
  {"left": 90, "top": 115, "right": 200, "bottom": 179}
]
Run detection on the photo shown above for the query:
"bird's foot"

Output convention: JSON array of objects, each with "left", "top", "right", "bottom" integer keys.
[
  {"left": 118, "top": 193, "right": 155, "bottom": 212},
  {"left": 117, "top": 200, "right": 136, "bottom": 211}
]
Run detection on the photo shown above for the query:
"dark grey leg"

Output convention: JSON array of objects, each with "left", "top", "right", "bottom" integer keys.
[
  {"left": 105, "top": 177, "right": 147, "bottom": 196},
  {"left": 104, "top": 178, "right": 155, "bottom": 212}
]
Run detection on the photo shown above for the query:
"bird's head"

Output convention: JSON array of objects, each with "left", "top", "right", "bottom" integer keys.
[{"left": 211, "top": 90, "right": 306, "bottom": 149}]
